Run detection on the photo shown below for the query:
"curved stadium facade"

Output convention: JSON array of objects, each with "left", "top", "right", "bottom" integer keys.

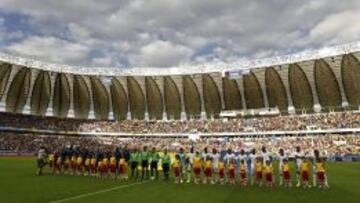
[{"left": 0, "top": 42, "right": 359, "bottom": 121}]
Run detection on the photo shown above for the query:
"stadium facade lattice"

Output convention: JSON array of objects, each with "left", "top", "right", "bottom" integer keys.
[{"left": 0, "top": 41, "right": 359, "bottom": 120}]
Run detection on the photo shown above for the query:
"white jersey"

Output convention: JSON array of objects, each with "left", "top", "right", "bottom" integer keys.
[
  {"left": 237, "top": 154, "right": 247, "bottom": 166},
  {"left": 248, "top": 153, "right": 257, "bottom": 168},
  {"left": 261, "top": 151, "right": 271, "bottom": 164},
  {"left": 187, "top": 153, "right": 194, "bottom": 165},
  {"left": 211, "top": 153, "right": 220, "bottom": 169},
  {"left": 224, "top": 153, "right": 235, "bottom": 165},
  {"left": 293, "top": 151, "right": 304, "bottom": 169},
  {"left": 202, "top": 152, "right": 211, "bottom": 160},
  {"left": 37, "top": 149, "right": 46, "bottom": 159},
  {"left": 277, "top": 153, "right": 287, "bottom": 169}
]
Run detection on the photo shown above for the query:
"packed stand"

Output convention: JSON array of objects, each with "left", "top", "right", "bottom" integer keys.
[{"left": 0, "top": 111, "right": 359, "bottom": 133}]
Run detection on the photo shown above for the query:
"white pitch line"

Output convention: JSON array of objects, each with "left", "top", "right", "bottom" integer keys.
[{"left": 50, "top": 181, "right": 148, "bottom": 203}]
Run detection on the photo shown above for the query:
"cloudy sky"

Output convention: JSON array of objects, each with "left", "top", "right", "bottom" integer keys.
[{"left": 0, "top": 0, "right": 359, "bottom": 68}]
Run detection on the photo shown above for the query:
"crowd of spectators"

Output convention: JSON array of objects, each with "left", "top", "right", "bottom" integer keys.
[
  {"left": 0, "top": 111, "right": 359, "bottom": 133},
  {"left": 1, "top": 132, "right": 359, "bottom": 160}
]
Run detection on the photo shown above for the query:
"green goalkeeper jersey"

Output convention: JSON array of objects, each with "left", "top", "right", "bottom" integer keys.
[
  {"left": 150, "top": 152, "right": 160, "bottom": 162},
  {"left": 162, "top": 154, "right": 171, "bottom": 164}
]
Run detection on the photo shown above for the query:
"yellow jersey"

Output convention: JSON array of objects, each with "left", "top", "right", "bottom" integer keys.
[
  {"left": 240, "top": 164, "right": 246, "bottom": 173},
  {"left": 56, "top": 157, "right": 62, "bottom": 165},
  {"left": 71, "top": 156, "right": 77, "bottom": 163},
  {"left": 205, "top": 160, "right": 212, "bottom": 169},
  {"left": 264, "top": 165, "right": 273, "bottom": 174},
  {"left": 193, "top": 156, "right": 202, "bottom": 168},
  {"left": 48, "top": 154, "right": 54, "bottom": 162},
  {"left": 110, "top": 157, "right": 116, "bottom": 166},
  {"left": 90, "top": 158, "right": 96, "bottom": 165},
  {"left": 282, "top": 163, "right": 290, "bottom": 172},
  {"left": 255, "top": 162, "right": 263, "bottom": 172},
  {"left": 316, "top": 163, "right": 325, "bottom": 172},
  {"left": 229, "top": 163, "right": 235, "bottom": 171},
  {"left": 76, "top": 157, "right": 83, "bottom": 165},
  {"left": 103, "top": 158, "right": 109, "bottom": 166},
  {"left": 98, "top": 161, "right": 103, "bottom": 168},
  {"left": 173, "top": 160, "right": 180, "bottom": 168},
  {"left": 301, "top": 161, "right": 310, "bottom": 172},
  {"left": 85, "top": 158, "right": 91, "bottom": 166},
  {"left": 218, "top": 162, "right": 225, "bottom": 170},
  {"left": 119, "top": 158, "right": 126, "bottom": 166}
]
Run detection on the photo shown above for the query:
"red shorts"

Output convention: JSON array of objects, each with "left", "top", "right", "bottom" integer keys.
[
  {"left": 77, "top": 164, "right": 83, "bottom": 171},
  {"left": 266, "top": 173, "right": 273, "bottom": 182},
  {"left": 256, "top": 171, "right": 262, "bottom": 180},
  {"left": 219, "top": 169, "right": 225, "bottom": 178},
  {"left": 90, "top": 165, "right": 96, "bottom": 173},
  {"left": 240, "top": 172, "right": 246, "bottom": 180},
  {"left": 193, "top": 167, "right": 201, "bottom": 175},
  {"left": 174, "top": 167, "right": 180, "bottom": 177},
  {"left": 204, "top": 168, "right": 212, "bottom": 177},
  {"left": 119, "top": 165, "right": 126, "bottom": 174},
  {"left": 283, "top": 171, "right": 290, "bottom": 180},
  {"left": 229, "top": 169, "right": 235, "bottom": 179},
  {"left": 302, "top": 171, "right": 309, "bottom": 182},
  {"left": 110, "top": 165, "right": 116, "bottom": 173},
  {"left": 317, "top": 172, "right": 325, "bottom": 182},
  {"left": 71, "top": 162, "right": 77, "bottom": 170},
  {"left": 54, "top": 162, "right": 60, "bottom": 170}
]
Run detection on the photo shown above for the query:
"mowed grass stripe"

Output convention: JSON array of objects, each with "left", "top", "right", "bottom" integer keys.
[{"left": 0, "top": 157, "right": 360, "bottom": 203}]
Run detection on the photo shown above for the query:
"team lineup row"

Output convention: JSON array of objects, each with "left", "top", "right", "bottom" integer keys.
[{"left": 37, "top": 145, "right": 330, "bottom": 189}]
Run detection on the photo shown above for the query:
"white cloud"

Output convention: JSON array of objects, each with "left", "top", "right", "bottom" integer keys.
[
  {"left": 5, "top": 36, "right": 89, "bottom": 64},
  {"left": 132, "top": 40, "right": 194, "bottom": 67},
  {"left": 310, "top": 10, "right": 360, "bottom": 44},
  {"left": 0, "top": 0, "right": 359, "bottom": 67}
]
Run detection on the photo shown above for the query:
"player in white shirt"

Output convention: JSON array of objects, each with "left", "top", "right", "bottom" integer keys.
[
  {"left": 202, "top": 147, "right": 211, "bottom": 161},
  {"left": 37, "top": 146, "right": 47, "bottom": 175},
  {"left": 247, "top": 149, "right": 257, "bottom": 185},
  {"left": 277, "top": 148, "right": 287, "bottom": 186},
  {"left": 293, "top": 146, "right": 304, "bottom": 187},
  {"left": 211, "top": 148, "right": 220, "bottom": 184},
  {"left": 237, "top": 149, "right": 247, "bottom": 163},
  {"left": 186, "top": 147, "right": 195, "bottom": 183},
  {"left": 224, "top": 149, "right": 235, "bottom": 166},
  {"left": 261, "top": 146, "right": 271, "bottom": 164}
]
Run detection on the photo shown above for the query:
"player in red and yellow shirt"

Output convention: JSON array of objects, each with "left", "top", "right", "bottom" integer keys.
[
  {"left": 64, "top": 156, "right": 71, "bottom": 175},
  {"left": 228, "top": 159, "right": 236, "bottom": 185},
  {"left": 84, "top": 155, "right": 91, "bottom": 176},
  {"left": 110, "top": 155, "right": 117, "bottom": 179},
  {"left": 282, "top": 159, "right": 292, "bottom": 188},
  {"left": 264, "top": 160, "right": 274, "bottom": 187},
  {"left": 218, "top": 159, "right": 225, "bottom": 185},
  {"left": 203, "top": 157, "right": 212, "bottom": 184},
  {"left": 54, "top": 154, "right": 62, "bottom": 174},
  {"left": 301, "top": 157, "right": 311, "bottom": 188},
  {"left": 71, "top": 154, "right": 77, "bottom": 175},
  {"left": 97, "top": 160, "right": 104, "bottom": 178},
  {"left": 118, "top": 157, "right": 128, "bottom": 180},
  {"left": 239, "top": 160, "right": 247, "bottom": 187},
  {"left": 90, "top": 155, "right": 97, "bottom": 176},
  {"left": 315, "top": 158, "right": 329, "bottom": 189},
  {"left": 192, "top": 152, "right": 202, "bottom": 184},
  {"left": 254, "top": 157, "right": 263, "bottom": 186},
  {"left": 173, "top": 154, "right": 181, "bottom": 184},
  {"left": 102, "top": 157, "right": 109, "bottom": 177},
  {"left": 76, "top": 155, "right": 83, "bottom": 175}
]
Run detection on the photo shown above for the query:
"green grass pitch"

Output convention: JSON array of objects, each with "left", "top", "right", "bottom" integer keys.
[{"left": 1, "top": 157, "right": 359, "bottom": 203}]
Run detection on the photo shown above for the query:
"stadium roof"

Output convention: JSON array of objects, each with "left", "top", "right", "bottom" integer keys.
[{"left": 0, "top": 41, "right": 360, "bottom": 76}]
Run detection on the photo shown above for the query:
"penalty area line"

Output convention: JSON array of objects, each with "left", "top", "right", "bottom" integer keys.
[{"left": 50, "top": 181, "right": 148, "bottom": 203}]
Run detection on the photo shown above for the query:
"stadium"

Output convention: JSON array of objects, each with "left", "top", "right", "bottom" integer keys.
[{"left": 0, "top": 1, "right": 360, "bottom": 203}]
